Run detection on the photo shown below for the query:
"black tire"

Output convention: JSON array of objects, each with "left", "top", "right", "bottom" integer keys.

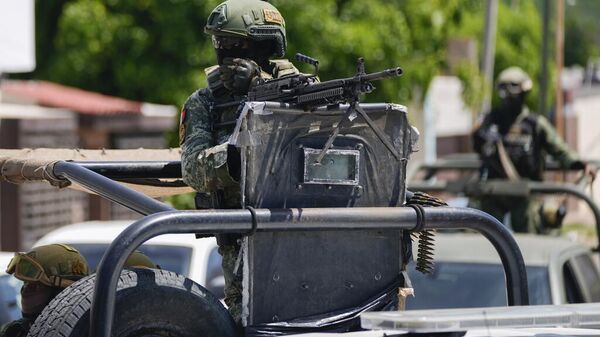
[{"left": 28, "top": 268, "right": 236, "bottom": 337}]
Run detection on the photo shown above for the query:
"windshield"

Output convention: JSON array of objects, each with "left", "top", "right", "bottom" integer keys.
[
  {"left": 68, "top": 243, "right": 192, "bottom": 277},
  {"left": 406, "top": 262, "right": 551, "bottom": 309},
  {"left": 0, "top": 275, "right": 22, "bottom": 324}
]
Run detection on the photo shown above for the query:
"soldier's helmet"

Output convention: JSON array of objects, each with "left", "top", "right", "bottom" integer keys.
[
  {"left": 496, "top": 67, "right": 533, "bottom": 98},
  {"left": 205, "top": 0, "right": 287, "bottom": 58},
  {"left": 6, "top": 244, "right": 89, "bottom": 288},
  {"left": 124, "top": 251, "right": 159, "bottom": 269}
]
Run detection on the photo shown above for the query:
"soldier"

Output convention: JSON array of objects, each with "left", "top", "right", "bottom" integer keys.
[
  {"left": 0, "top": 244, "right": 89, "bottom": 337},
  {"left": 473, "top": 67, "right": 595, "bottom": 233},
  {"left": 179, "top": 0, "right": 299, "bottom": 326},
  {"left": 124, "top": 250, "right": 159, "bottom": 269}
]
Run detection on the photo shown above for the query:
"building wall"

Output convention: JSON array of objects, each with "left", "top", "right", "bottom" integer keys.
[
  {"left": 18, "top": 117, "right": 88, "bottom": 249},
  {"left": 0, "top": 116, "right": 90, "bottom": 250}
]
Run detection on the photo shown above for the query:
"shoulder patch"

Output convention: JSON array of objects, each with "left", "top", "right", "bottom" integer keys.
[{"left": 263, "top": 9, "right": 283, "bottom": 25}]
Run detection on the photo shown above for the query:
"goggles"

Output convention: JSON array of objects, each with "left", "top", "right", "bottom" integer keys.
[
  {"left": 497, "top": 82, "right": 524, "bottom": 98},
  {"left": 6, "top": 253, "right": 75, "bottom": 288},
  {"left": 212, "top": 36, "right": 251, "bottom": 50}
]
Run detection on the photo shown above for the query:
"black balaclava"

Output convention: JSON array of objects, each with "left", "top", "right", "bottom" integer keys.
[
  {"left": 215, "top": 39, "right": 277, "bottom": 71},
  {"left": 20, "top": 282, "right": 62, "bottom": 319},
  {"left": 493, "top": 91, "right": 527, "bottom": 134}
]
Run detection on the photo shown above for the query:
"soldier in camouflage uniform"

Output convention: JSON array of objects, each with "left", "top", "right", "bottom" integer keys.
[
  {"left": 179, "top": 0, "right": 300, "bottom": 326},
  {"left": 124, "top": 250, "right": 159, "bottom": 269},
  {"left": 0, "top": 244, "right": 89, "bottom": 337},
  {"left": 473, "top": 67, "right": 594, "bottom": 233}
]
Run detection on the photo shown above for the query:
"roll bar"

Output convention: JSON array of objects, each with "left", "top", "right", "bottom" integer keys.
[{"left": 50, "top": 161, "right": 528, "bottom": 337}]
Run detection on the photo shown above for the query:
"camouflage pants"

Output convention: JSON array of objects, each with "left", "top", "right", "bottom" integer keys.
[
  {"left": 478, "top": 196, "right": 540, "bottom": 233},
  {"left": 219, "top": 241, "right": 243, "bottom": 326}
]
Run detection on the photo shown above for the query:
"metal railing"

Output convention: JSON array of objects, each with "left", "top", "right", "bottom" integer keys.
[{"left": 52, "top": 161, "right": 529, "bottom": 337}]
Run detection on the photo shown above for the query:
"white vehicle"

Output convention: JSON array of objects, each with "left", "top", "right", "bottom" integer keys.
[
  {"left": 0, "top": 251, "right": 21, "bottom": 325},
  {"left": 406, "top": 232, "right": 600, "bottom": 309},
  {"left": 33, "top": 221, "right": 224, "bottom": 299},
  {"left": 289, "top": 302, "right": 600, "bottom": 336}
]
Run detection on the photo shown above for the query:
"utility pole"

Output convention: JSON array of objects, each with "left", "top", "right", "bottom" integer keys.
[
  {"left": 481, "top": 0, "right": 499, "bottom": 117},
  {"left": 555, "top": 0, "right": 565, "bottom": 137},
  {"left": 539, "top": 0, "right": 550, "bottom": 117}
]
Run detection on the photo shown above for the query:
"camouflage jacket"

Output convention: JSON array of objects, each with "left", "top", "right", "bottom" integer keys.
[
  {"left": 0, "top": 318, "right": 32, "bottom": 337},
  {"left": 473, "top": 106, "right": 581, "bottom": 181},
  {"left": 180, "top": 59, "right": 299, "bottom": 207}
]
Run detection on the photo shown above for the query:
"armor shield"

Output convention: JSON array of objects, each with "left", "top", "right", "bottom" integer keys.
[{"left": 230, "top": 102, "right": 417, "bottom": 326}]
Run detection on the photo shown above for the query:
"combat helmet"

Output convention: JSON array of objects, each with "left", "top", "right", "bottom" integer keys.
[
  {"left": 496, "top": 67, "right": 533, "bottom": 98},
  {"left": 205, "top": 0, "right": 287, "bottom": 57},
  {"left": 124, "top": 250, "right": 159, "bottom": 269},
  {"left": 6, "top": 244, "right": 89, "bottom": 288}
]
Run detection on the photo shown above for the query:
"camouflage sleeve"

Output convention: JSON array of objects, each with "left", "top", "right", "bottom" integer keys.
[
  {"left": 0, "top": 318, "right": 30, "bottom": 337},
  {"left": 180, "top": 89, "right": 215, "bottom": 192},
  {"left": 537, "top": 115, "right": 580, "bottom": 168}
]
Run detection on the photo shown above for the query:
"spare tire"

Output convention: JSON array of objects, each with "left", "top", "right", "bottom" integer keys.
[{"left": 28, "top": 268, "right": 236, "bottom": 337}]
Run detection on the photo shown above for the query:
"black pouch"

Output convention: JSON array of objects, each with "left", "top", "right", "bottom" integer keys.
[{"left": 539, "top": 202, "right": 567, "bottom": 230}]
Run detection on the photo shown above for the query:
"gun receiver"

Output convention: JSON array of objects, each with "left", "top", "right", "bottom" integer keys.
[{"left": 215, "top": 57, "right": 403, "bottom": 110}]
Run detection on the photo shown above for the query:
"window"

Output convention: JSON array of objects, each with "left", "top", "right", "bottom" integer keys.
[
  {"left": 563, "top": 262, "right": 585, "bottom": 304},
  {"left": 0, "top": 275, "right": 22, "bottom": 324},
  {"left": 69, "top": 243, "right": 192, "bottom": 277},
  {"left": 205, "top": 247, "right": 225, "bottom": 299},
  {"left": 572, "top": 254, "right": 600, "bottom": 302},
  {"left": 406, "top": 262, "right": 551, "bottom": 309}
]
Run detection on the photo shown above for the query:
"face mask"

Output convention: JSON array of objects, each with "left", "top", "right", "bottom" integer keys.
[
  {"left": 214, "top": 37, "right": 275, "bottom": 69},
  {"left": 20, "top": 282, "right": 60, "bottom": 317}
]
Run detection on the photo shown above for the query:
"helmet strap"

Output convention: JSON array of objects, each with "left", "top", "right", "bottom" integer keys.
[{"left": 44, "top": 275, "right": 75, "bottom": 288}]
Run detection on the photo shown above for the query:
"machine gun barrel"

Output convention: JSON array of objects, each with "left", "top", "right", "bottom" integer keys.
[
  {"left": 214, "top": 59, "right": 403, "bottom": 111},
  {"left": 285, "top": 65, "right": 403, "bottom": 108},
  {"left": 360, "top": 67, "right": 404, "bottom": 81},
  {"left": 298, "top": 66, "right": 403, "bottom": 94}
]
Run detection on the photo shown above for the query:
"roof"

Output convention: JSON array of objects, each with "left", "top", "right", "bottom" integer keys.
[
  {"left": 0, "top": 103, "right": 74, "bottom": 119},
  {"left": 0, "top": 80, "right": 176, "bottom": 117},
  {"left": 428, "top": 232, "right": 589, "bottom": 266},
  {"left": 33, "top": 220, "right": 213, "bottom": 251}
]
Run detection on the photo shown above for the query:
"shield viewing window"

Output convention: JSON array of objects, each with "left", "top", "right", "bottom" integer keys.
[{"left": 303, "top": 148, "right": 360, "bottom": 185}]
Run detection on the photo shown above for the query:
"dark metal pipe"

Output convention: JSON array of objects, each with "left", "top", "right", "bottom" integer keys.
[
  {"left": 529, "top": 182, "right": 600, "bottom": 250},
  {"left": 416, "top": 161, "right": 595, "bottom": 173},
  {"left": 408, "top": 181, "right": 600, "bottom": 250},
  {"left": 90, "top": 207, "right": 528, "bottom": 337},
  {"left": 418, "top": 207, "right": 528, "bottom": 308},
  {"left": 54, "top": 161, "right": 174, "bottom": 215},
  {"left": 74, "top": 161, "right": 182, "bottom": 179}
]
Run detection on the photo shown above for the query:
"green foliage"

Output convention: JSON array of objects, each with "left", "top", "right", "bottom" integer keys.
[
  {"left": 564, "top": 16, "right": 597, "bottom": 67},
  {"left": 32, "top": 0, "right": 489, "bottom": 112},
  {"left": 35, "top": 0, "right": 218, "bottom": 106},
  {"left": 565, "top": 0, "right": 600, "bottom": 54},
  {"left": 165, "top": 192, "right": 196, "bottom": 210},
  {"left": 454, "top": 61, "right": 483, "bottom": 110},
  {"left": 493, "top": 1, "right": 548, "bottom": 111},
  {"left": 28, "top": 0, "right": 558, "bottom": 208}
]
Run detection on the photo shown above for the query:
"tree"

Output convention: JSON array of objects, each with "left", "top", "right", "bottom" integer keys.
[
  {"left": 494, "top": 0, "right": 548, "bottom": 111},
  {"left": 29, "top": 0, "right": 551, "bottom": 126},
  {"left": 24, "top": 0, "right": 555, "bottom": 209},
  {"left": 31, "top": 0, "right": 486, "bottom": 109}
]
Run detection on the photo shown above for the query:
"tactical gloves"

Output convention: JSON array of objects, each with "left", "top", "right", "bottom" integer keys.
[{"left": 219, "top": 58, "right": 261, "bottom": 94}]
